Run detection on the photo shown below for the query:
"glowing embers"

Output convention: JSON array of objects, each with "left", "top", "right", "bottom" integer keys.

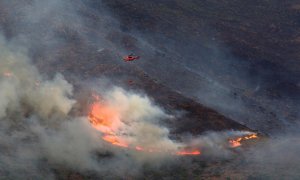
[{"left": 229, "top": 133, "right": 258, "bottom": 148}]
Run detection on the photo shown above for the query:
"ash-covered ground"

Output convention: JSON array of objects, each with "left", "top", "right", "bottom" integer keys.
[{"left": 0, "top": 0, "right": 299, "bottom": 179}]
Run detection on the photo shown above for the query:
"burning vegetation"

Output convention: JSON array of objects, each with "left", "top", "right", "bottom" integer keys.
[
  {"left": 229, "top": 134, "right": 259, "bottom": 148},
  {"left": 88, "top": 93, "right": 259, "bottom": 156},
  {"left": 88, "top": 94, "right": 201, "bottom": 156}
]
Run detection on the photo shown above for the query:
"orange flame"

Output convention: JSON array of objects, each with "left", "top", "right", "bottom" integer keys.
[
  {"left": 88, "top": 103, "right": 121, "bottom": 135},
  {"left": 102, "top": 135, "right": 129, "bottom": 148},
  {"left": 229, "top": 133, "right": 258, "bottom": 148},
  {"left": 88, "top": 99, "right": 201, "bottom": 156},
  {"left": 88, "top": 101, "right": 130, "bottom": 149},
  {"left": 88, "top": 95, "right": 258, "bottom": 156},
  {"left": 176, "top": 150, "right": 201, "bottom": 156}
]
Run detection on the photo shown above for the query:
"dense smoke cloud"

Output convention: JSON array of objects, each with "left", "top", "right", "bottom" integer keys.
[
  {"left": 0, "top": 34, "right": 259, "bottom": 178},
  {"left": 0, "top": 0, "right": 299, "bottom": 179},
  {"left": 0, "top": 35, "right": 193, "bottom": 178},
  {"left": 0, "top": 35, "right": 77, "bottom": 178},
  {"left": 99, "top": 87, "right": 179, "bottom": 151},
  {"left": 0, "top": 36, "right": 75, "bottom": 120}
]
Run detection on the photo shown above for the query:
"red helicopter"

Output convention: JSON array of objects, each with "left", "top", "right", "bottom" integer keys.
[{"left": 123, "top": 53, "right": 140, "bottom": 62}]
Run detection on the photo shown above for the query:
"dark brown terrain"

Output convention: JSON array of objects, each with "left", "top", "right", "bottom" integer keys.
[
  {"left": 0, "top": 0, "right": 254, "bottom": 135},
  {"left": 98, "top": 0, "right": 300, "bottom": 134},
  {"left": 1, "top": 0, "right": 299, "bottom": 134},
  {"left": 0, "top": 0, "right": 299, "bottom": 179}
]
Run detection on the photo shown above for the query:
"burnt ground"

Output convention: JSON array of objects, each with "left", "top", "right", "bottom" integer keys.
[
  {"left": 0, "top": 1, "right": 252, "bottom": 135},
  {"left": 0, "top": 0, "right": 299, "bottom": 179},
  {"left": 101, "top": 0, "right": 300, "bottom": 74},
  {"left": 98, "top": 0, "right": 300, "bottom": 134},
  {"left": 34, "top": 41, "right": 250, "bottom": 135},
  {"left": 1, "top": 0, "right": 298, "bottom": 134}
]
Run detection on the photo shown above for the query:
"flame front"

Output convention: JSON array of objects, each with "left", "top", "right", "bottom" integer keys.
[
  {"left": 89, "top": 103, "right": 121, "bottom": 134},
  {"left": 88, "top": 96, "right": 258, "bottom": 156},
  {"left": 88, "top": 100, "right": 201, "bottom": 156},
  {"left": 88, "top": 102, "right": 128, "bottom": 147},
  {"left": 102, "top": 135, "right": 129, "bottom": 148},
  {"left": 176, "top": 150, "right": 201, "bottom": 156},
  {"left": 229, "top": 134, "right": 258, "bottom": 148}
]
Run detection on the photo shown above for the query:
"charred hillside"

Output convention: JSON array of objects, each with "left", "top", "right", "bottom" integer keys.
[
  {"left": 0, "top": 1, "right": 299, "bottom": 180},
  {"left": 34, "top": 42, "right": 250, "bottom": 135},
  {"left": 0, "top": 0, "right": 252, "bottom": 134},
  {"left": 1, "top": 0, "right": 299, "bottom": 134},
  {"left": 98, "top": 0, "right": 300, "bottom": 134}
]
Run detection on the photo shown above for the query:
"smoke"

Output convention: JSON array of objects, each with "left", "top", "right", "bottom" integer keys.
[
  {"left": 209, "top": 132, "right": 300, "bottom": 179},
  {"left": 0, "top": 33, "right": 257, "bottom": 178},
  {"left": 94, "top": 87, "right": 181, "bottom": 159},
  {"left": 184, "top": 131, "right": 252, "bottom": 157},
  {"left": 0, "top": 1, "right": 187, "bottom": 178},
  {"left": 0, "top": 36, "right": 75, "bottom": 119},
  {"left": 0, "top": 35, "right": 77, "bottom": 178},
  {"left": 100, "top": 1, "right": 299, "bottom": 135},
  {"left": 0, "top": 34, "right": 174, "bottom": 178},
  {"left": 0, "top": 0, "right": 299, "bottom": 179},
  {"left": 0, "top": 34, "right": 99, "bottom": 177},
  {"left": 246, "top": 135, "right": 300, "bottom": 178}
]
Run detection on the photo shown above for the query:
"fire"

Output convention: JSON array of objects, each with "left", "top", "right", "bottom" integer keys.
[
  {"left": 88, "top": 95, "right": 259, "bottom": 156},
  {"left": 102, "top": 135, "right": 129, "bottom": 148},
  {"left": 229, "top": 139, "right": 242, "bottom": 148},
  {"left": 176, "top": 150, "right": 201, "bottom": 156},
  {"left": 88, "top": 103, "right": 121, "bottom": 134},
  {"left": 229, "top": 133, "right": 258, "bottom": 148},
  {"left": 88, "top": 101, "right": 131, "bottom": 148},
  {"left": 88, "top": 100, "right": 201, "bottom": 156},
  {"left": 244, "top": 134, "right": 258, "bottom": 140}
]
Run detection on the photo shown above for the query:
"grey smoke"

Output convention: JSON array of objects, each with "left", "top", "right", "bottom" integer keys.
[
  {"left": 216, "top": 132, "right": 300, "bottom": 179},
  {"left": 0, "top": 34, "right": 259, "bottom": 179},
  {"left": 0, "top": 0, "right": 299, "bottom": 179}
]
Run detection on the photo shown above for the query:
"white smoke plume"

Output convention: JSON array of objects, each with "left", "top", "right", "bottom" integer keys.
[
  {"left": 0, "top": 36, "right": 75, "bottom": 120},
  {"left": 2, "top": 0, "right": 298, "bottom": 179},
  {"left": 90, "top": 87, "right": 182, "bottom": 158},
  {"left": 0, "top": 34, "right": 254, "bottom": 179},
  {"left": 0, "top": 35, "right": 175, "bottom": 178},
  {"left": 0, "top": 36, "right": 71, "bottom": 178},
  {"left": 99, "top": 87, "right": 179, "bottom": 151}
]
